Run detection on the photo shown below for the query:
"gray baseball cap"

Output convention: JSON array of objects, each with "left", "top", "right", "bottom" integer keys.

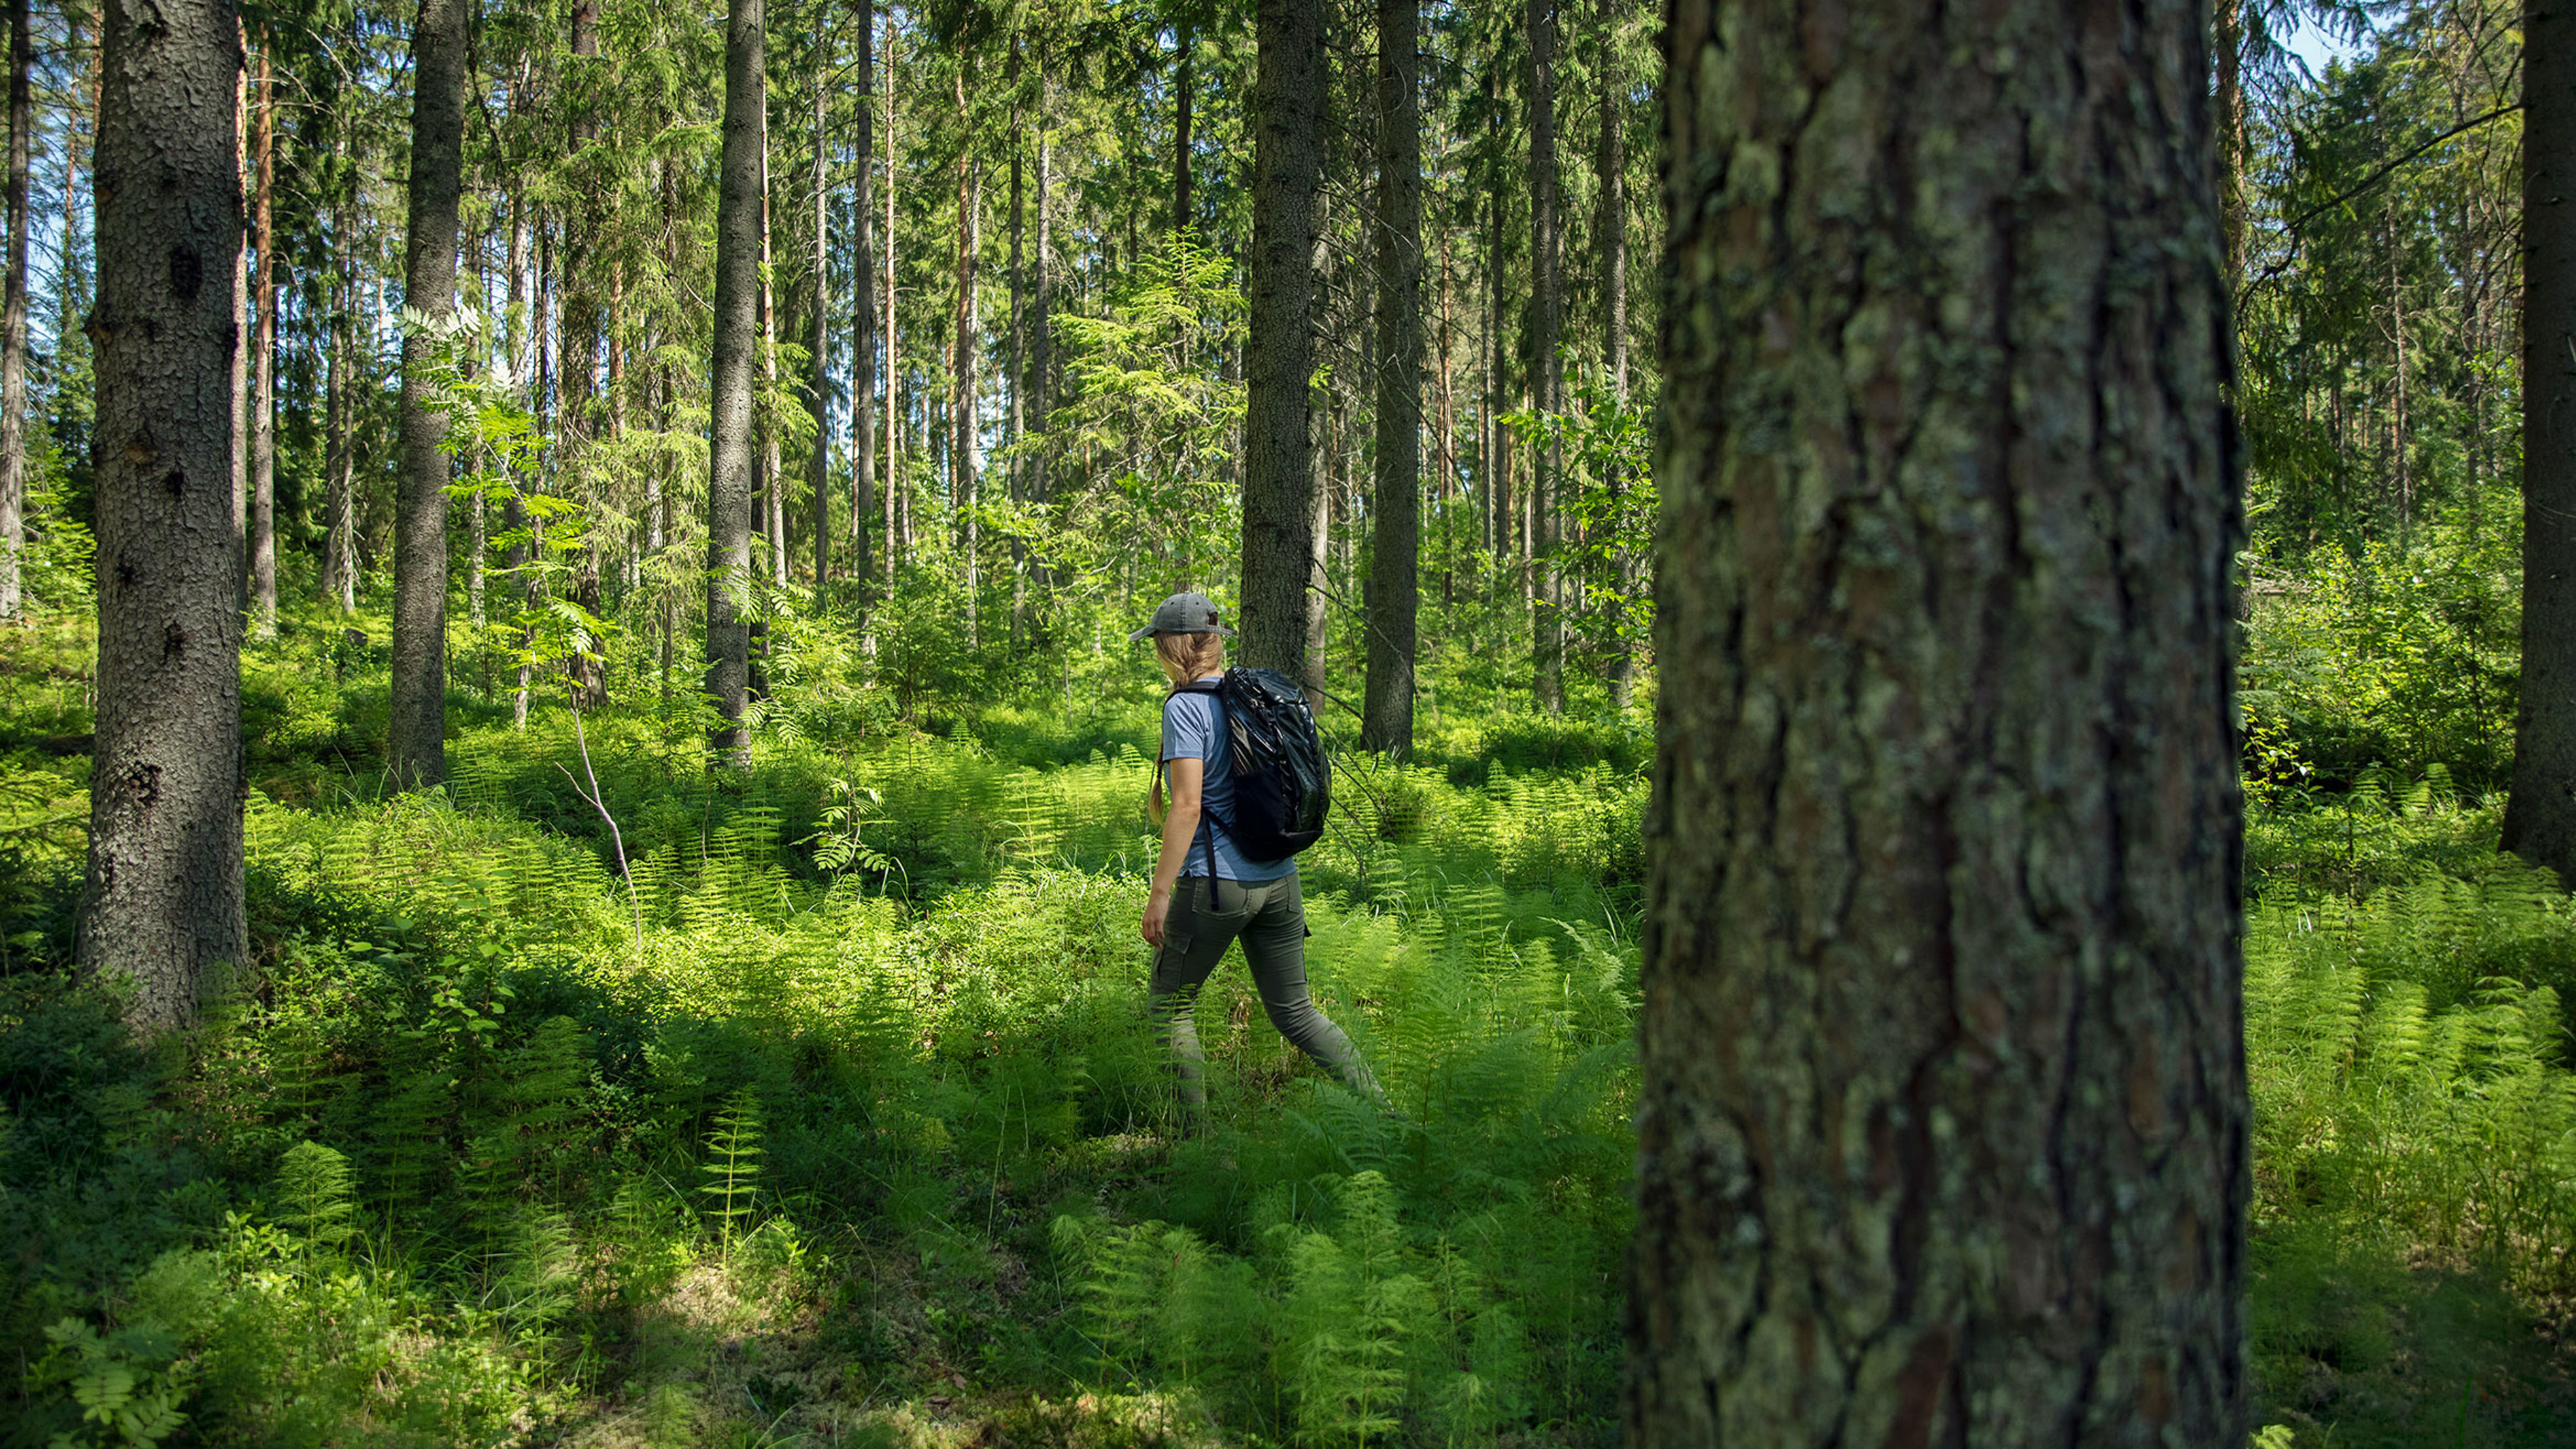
[{"left": 1129, "top": 590, "right": 1236, "bottom": 641}]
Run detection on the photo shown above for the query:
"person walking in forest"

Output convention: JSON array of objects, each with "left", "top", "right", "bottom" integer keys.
[{"left": 1136, "top": 591, "right": 1379, "bottom": 1131}]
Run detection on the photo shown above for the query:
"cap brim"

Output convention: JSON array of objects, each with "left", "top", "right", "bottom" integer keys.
[{"left": 1130, "top": 624, "right": 1236, "bottom": 641}]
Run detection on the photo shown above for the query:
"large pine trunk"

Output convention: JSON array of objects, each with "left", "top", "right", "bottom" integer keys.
[
  {"left": 705, "top": 0, "right": 763, "bottom": 762},
  {"left": 1361, "top": 0, "right": 1419, "bottom": 754},
  {"left": 389, "top": 0, "right": 467, "bottom": 789},
  {"left": 2508, "top": 1, "right": 2576, "bottom": 883},
  {"left": 1240, "top": 0, "right": 1321, "bottom": 676},
  {"left": 1633, "top": 3, "right": 2248, "bottom": 1443},
  {"left": 0, "top": 0, "right": 26, "bottom": 621},
  {"left": 1525, "top": 0, "right": 1562, "bottom": 713},
  {"left": 82, "top": 0, "right": 247, "bottom": 1032}
]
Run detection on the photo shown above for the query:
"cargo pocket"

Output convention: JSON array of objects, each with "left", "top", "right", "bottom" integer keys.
[{"left": 1149, "top": 881, "right": 1201, "bottom": 991}]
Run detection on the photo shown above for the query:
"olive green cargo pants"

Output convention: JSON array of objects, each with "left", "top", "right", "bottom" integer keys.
[{"left": 1147, "top": 870, "right": 1380, "bottom": 1125}]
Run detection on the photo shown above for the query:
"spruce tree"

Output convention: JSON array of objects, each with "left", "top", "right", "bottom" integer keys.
[
  {"left": 82, "top": 0, "right": 248, "bottom": 1032},
  {"left": 1361, "top": 0, "right": 1419, "bottom": 754},
  {"left": 1635, "top": 1, "right": 2248, "bottom": 1440},
  {"left": 389, "top": 0, "right": 469, "bottom": 789},
  {"left": 705, "top": 0, "right": 764, "bottom": 763},
  {"left": 1240, "top": 0, "right": 1323, "bottom": 677},
  {"left": 2509, "top": 0, "right": 2576, "bottom": 883}
]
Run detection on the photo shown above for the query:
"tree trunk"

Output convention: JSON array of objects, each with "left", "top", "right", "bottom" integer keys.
[
  {"left": 810, "top": 62, "right": 831, "bottom": 605},
  {"left": 705, "top": 0, "right": 762, "bottom": 762},
  {"left": 562, "top": 0, "right": 605, "bottom": 707},
  {"left": 1596, "top": 0, "right": 1627, "bottom": 398},
  {"left": 81, "top": 0, "right": 247, "bottom": 1032},
  {"left": 1361, "top": 0, "right": 1418, "bottom": 755},
  {"left": 760, "top": 143, "right": 785, "bottom": 594},
  {"left": 324, "top": 207, "right": 354, "bottom": 611},
  {"left": 1633, "top": 3, "right": 2249, "bottom": 1444},
  {"left": 1174, "top": 22, "right": 1194, "bottom": 237},
  {"left": 228, "top": 55, "right": 245, "bottom": 599},
  {"left": 505, "top": 197, "right": 533, "bottom": 729},
  {"left": 0, "top": 0, "right": 27, "bottom": 619},
  {"left": 1597, "top": 0, "right": 1637, "bottom": 708},
  {"left": 1526, "top": 0, "right": 1563, "bottom": 713},
  {"left": 1242, "top": 0, "right": 1321, "bottom": 677},
  {"left": 953, "top": 81, "right": 981, "bottom": 650},
  {"left": 883, "top": 15, "right": 900, "bottom": 589},
  {"left": 390, "top": 0, "right": 467, "bottom": 790},
  {"left": 851, "top": 5, "right": 876, "bottom": 617},
  {"left": 2509, "top": 0, "right": 2576, "bottom": 882},
  {"left": 2216, "top": 0, "right": 2245, "bottom": 277},
  {"left": 1027, "top": 50, "right": 1051, "bottom": 581},
  {"left": 1484, "top": 173, "right": 1504, "bottom": 563},
  {"left": 1007, "top": 44, "right": 1027, "bottom": 644},
  {"left": 247, "top": 40, "right": 275, "bottom": 635}
]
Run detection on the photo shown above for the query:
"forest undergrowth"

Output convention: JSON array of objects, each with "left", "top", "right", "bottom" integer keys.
[{"left": 0, "top": 595, "right": 2569, "bottom": 1448}]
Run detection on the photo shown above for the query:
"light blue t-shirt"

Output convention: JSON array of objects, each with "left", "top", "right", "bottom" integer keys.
[{"left": 1162, "top": 677, "right": 1297, "bottom": 883}]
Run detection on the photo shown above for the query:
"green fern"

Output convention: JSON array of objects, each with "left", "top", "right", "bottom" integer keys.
[
  {"left": 700, "top": 1085, "right": 765, "bottom": 1245},
  {"left": 271, "top": 1140, "right": 358, "bottom": 1286}
]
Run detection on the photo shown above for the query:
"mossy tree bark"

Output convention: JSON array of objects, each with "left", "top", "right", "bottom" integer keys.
[
  {"left": 81, "top": 0, "right": 246, "bottom": 1033},
  {"left": 704, "top": 0, "right": 763, "bottom": 764},
  {"left": 2507, "top": 0, "right": 2576, "bottom": 884},
  {"left": 1361, "top": 0, "right": 1419, "bottom": 754},
  {"left": 1240, "top": 0, "right": 1321, "bottom": 677},
  {"left": 1633, "top": 2, "right": 2248, "bottom": 1444},
  {"left": 388, "top": 0, "right": 467, "bottom": 790}
]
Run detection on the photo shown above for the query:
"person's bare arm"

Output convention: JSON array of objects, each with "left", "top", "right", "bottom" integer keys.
[{"left": 1143, "top": 756, "right": 1203, "bottom": 946}]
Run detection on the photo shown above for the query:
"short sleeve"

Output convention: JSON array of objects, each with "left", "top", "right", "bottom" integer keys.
[{"left": 1161, "top": 694, "right": 1213, "bottom": 763}]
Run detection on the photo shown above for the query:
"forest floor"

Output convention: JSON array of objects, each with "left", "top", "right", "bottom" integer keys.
[{"left": 0, "top": 613, "right": 2571, "bottom": 1448}]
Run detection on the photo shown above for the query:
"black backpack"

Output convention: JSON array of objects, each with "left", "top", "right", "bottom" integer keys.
[{"left": 1169, "top": 667, "right": 1331, "bottom": 863}]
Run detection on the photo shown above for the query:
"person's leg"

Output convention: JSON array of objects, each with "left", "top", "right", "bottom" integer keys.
[
  {"left": 1147, "top": 876, "right": 1252, "bottom": 1129},
  {"left": 1238, "top": 872, "right": 1384, "bottom": 1103}
]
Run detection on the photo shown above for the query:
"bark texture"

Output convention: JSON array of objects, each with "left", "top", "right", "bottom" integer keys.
[
  {"left": 389, "top": 0, "right": 467, "bottom": 790},
  {"left": 1633, "top": 3, "right": 2248, "bottom": 1444},
  {"left": 82, "top": 0, "right": 246, "bottom": 1032},
  {"left": 1241, "top": 0, "right": 1321, "bottom": 676},
  {"left": 704, "top": 0, "right": 763, "bottom": 763},
  {"left": 2508, "top": 0, "right": 2576, "bottom": 883},
  {"left": 1361, "top": 0, "right": 1419, "bottom": 754}
]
